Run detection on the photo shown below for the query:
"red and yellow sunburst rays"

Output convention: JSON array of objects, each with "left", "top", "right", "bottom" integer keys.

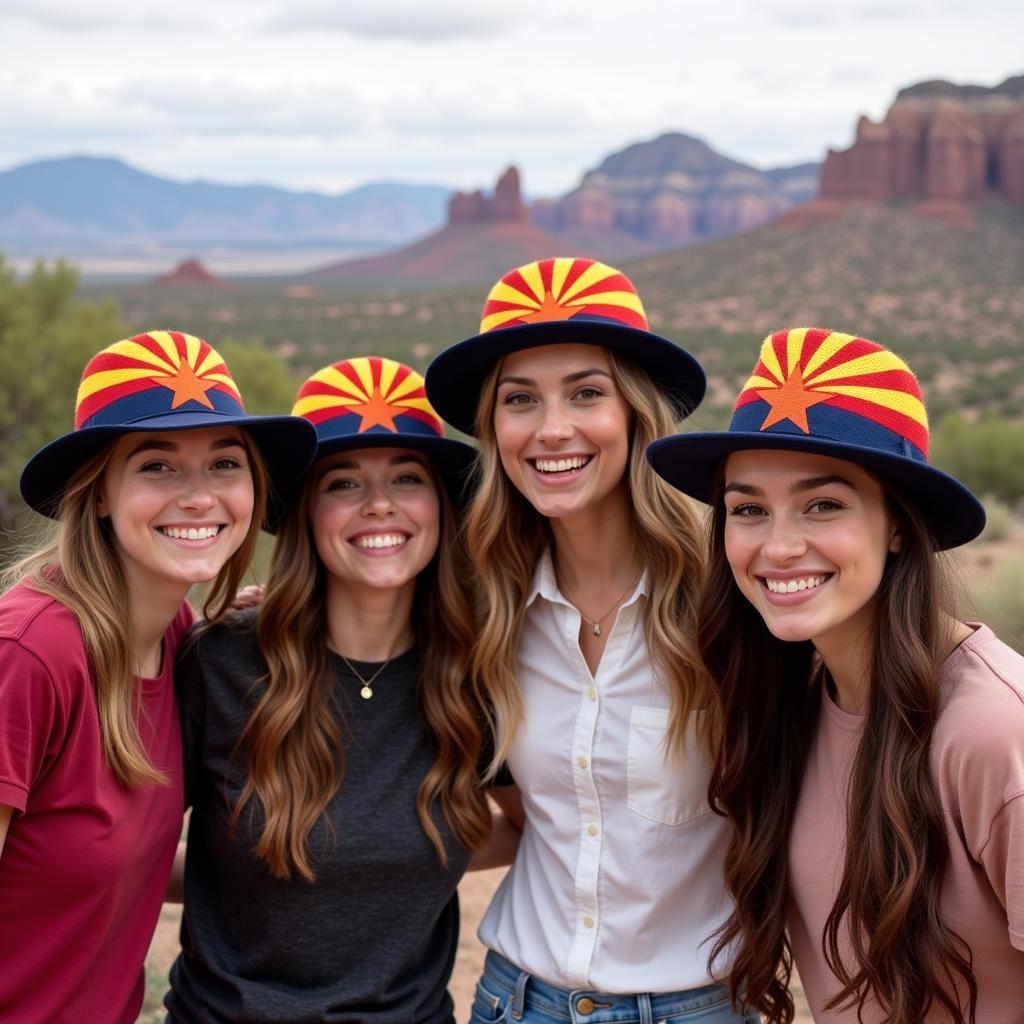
[
  {"left": 735, "top": 328, "right": 929, "bottom": 453},
  {"left": 75, "top": 331, "right": 241, "bottom": 428},
  {"left": 292, "top": 357, "right": 443, "bottom": 436},
  {"left": 479, "top": 257, "right": 649, "bottom": 334}
]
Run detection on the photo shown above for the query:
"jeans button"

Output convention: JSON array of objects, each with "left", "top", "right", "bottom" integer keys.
[{"left": 576, "top": 996, "right": 595, "bottom": 1015}]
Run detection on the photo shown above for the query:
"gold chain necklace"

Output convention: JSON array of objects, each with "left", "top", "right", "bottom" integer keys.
[
  {"left": 556, "top": 572, "right": 639, "bottom": 638},
  {"left": 338, "top": 653, "right": 393, "bottom": 700}
]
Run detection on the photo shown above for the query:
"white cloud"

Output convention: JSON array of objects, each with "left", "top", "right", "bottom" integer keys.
[
  {"left": 265, "top": 0, "right": 525, "bottom": 40},
  {"left": 0, "top": 0, "right": 205, "bottom": 32}
]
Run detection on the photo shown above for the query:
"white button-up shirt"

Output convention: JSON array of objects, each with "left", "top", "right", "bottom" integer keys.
[{"left": 479, "top": 551, "right": 733, "bottom": 993}]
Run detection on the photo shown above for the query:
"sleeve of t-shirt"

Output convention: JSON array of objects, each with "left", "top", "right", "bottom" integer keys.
[
  {"left": 174, "top": 628, "right": 206, "bottom": 811},
  {"left": 979, "top": 792, "right": 1024, "bottom": 950},
  {"left": 0, "top": 639, "right": 64, "bottom": 813}
]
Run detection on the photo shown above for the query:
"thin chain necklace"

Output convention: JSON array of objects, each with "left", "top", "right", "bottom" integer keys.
[
  {"left": 338, "top": 653, "right": 393, "bottom": 700},
  {"left": 556, "top": 571, "right": 640, "bottom": 638}
]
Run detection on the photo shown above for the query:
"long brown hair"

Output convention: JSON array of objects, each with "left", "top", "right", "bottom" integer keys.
[
  {"left": 702, "top": 475, "right": 978, "bottom": 1023},
  {"left": 4, "top": 436, "right": 267, "bottom": 789},
  {"left": 232, "top": 461, "right": 490, "bottom": 882},
  {"left": 466, "top": 349, "right": 708, "bottom": 772}
]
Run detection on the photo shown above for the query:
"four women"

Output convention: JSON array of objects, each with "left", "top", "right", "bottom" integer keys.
[{"left": 1, "top": 301, "right": 1020, "bottom": 1023}]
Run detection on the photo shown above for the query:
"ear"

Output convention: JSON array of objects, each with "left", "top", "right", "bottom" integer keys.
[
  {"left": 96, "top": 491, "right": 109, "bottom": 518},
  {"left": 889, "top": 526, "right": 902, "bottom": 554}
]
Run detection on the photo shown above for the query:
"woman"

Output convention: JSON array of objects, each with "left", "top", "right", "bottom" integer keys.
[
  {"left": 166, "top": 356, "right": 497, "bottom": 1023},
  {"left": 425, "top": 257, "right": 756, "bottom": 1023},
  {"left": 0, "top": 330, "right": 314, "bottom": 1024},
  {"left": 647, "top": 327, "right": 1024, "bottom": 1023}
]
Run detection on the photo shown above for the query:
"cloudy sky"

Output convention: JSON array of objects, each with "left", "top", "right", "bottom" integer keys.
[{"left": 1, "top": 0, "right": 1020, "bottom": 197}]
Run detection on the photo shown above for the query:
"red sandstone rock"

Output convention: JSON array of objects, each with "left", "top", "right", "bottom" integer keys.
[
  {"left": 447, "top": 166, "right": 525, "bottom": 225},
  {"left": 152, "top": 258, "right": 224, "bottom": 286}
]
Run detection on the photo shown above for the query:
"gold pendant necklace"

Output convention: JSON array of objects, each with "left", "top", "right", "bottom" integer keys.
[
  {"left": 556, "top": 572, "right": 639, "bottom": 638},
  {"left": 338, "top": 653, "right": 393, "bottom": 700}
]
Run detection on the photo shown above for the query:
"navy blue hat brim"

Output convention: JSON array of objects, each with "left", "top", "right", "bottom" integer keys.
[
  {"left": 264, "top": 431, "right": 477, "bottom": 533},
  {"left": 425, "top": 318, "right": 707, "bottom": 436},
  {"left": 646, "top": 431, "right": 986, "bottom": 550},
  {"left": 20, "top": 410, "right": 318, "bottom": 525}
]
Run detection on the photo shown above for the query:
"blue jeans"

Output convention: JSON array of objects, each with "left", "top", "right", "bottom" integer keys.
[{"left": 469, "top": 951, "right": 759, "bottom": 1024}]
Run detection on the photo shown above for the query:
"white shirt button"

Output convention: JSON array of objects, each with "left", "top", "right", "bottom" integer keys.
[
  {"left": 577, "top": 755, "right": 588, "bottom": 770},
  {"left": 583, "top": 915, "right": 595, "bottom": 928},
  {"left": 588, "top": 823, "right": 598, "bottom": 837}
]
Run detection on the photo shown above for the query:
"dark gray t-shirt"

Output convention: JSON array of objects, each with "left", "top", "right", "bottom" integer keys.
[{"left": 165, "top": 613, "right": 470, "bottom": 1024}]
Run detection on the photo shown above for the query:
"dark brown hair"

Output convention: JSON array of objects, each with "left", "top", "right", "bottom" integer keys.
[
  {"left": 231, "top": 460, "right": 490, "bottom": 881},
  {"left": 702, "top": 473, "right": 978, "bottom": 1023}
]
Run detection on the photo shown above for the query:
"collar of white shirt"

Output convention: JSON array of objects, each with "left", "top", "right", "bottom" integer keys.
[{"left": 526, "top": 547, "right": 649, "bottom": 611}]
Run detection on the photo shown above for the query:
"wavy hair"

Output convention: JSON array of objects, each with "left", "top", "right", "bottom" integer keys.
[
  {"left": 466, "top": 349, "right": 709, "bottom": 771},
  {"left": 4, "top": 435, "right": 267, "bottom": 789},
  {"left": 232, "top": 462, "right": 490, "bottom": 882},
  {"left": 702, "top": 475, "right": 978, "bottom": 1023}
]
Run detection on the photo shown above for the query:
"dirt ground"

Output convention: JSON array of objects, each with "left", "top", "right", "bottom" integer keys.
[{"left": 142, "top": 867, "right": 812, "bottom": 1021}]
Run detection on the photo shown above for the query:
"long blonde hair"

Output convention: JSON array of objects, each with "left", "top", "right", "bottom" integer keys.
[
  {"left": 4, "top": 437, "right": 267, "bottom": 789},
  {"left": 466, "top": 349, "right": 709, "bottom": 771},
  {"left": 233, "top": 461, "right": 491, "bottom": 882}
]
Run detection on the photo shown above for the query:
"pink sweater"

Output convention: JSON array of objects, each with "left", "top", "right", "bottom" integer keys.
[{"left": 788, "top": 625, "right": 1024, "bottom": 1022}]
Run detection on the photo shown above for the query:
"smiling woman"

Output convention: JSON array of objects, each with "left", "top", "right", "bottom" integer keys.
[
  {"left": 648, "top": 328, "right": 1024, "bottom": 1023},
  {"left": 0, "top": 330, "right": 315, "bottom": 1024},
  {"left": 165, "top": 356, "right": 506, "bottom": 1024}
]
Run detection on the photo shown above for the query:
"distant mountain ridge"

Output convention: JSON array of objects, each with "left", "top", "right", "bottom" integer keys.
[
  {"left": 532, "top": 133, "right": 819, "bottom": 250},
  {"left": 0, "top": 156, "right": 451, "bottom": 246}
]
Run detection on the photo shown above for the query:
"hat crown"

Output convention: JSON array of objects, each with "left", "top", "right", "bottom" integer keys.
[
  {"left": 75, "top": 330, "right": 244, "bottom": 430},
  {"left": 479, "top": 257, "right": 649, "bottom": 335},
  {"left": 731, "top": 328, "right": 930, "bottom": 461},
  {"left": 292, "top": 356, "right": 446, "bottom": 442}
]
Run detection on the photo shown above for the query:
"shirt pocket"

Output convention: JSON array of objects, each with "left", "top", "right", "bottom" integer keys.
[{"left": 626, "top": 705, "right": 712, "bottom": 826}]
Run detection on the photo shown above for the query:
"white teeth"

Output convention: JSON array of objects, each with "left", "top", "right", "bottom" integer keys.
[
  {"left": 354, "top": 534, "right": 407, "bottom": 549},
  {"left": 160, "top": 526, "right": 220, "bottom": 540},
  {"left": 534, "top": 456, "right": 590, "bottom": 473},
  {"left": 765, "top": 575, "right": 828, "bottom": 594}
]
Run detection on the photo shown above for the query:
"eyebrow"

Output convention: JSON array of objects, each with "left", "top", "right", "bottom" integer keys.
[
  {"left": 125, "top": 437, "right": 244, "bottom": 459},
  {"left": 496, "top": 368, "right": 613, "bottom": 387},
  {"left": 724, "top": 474, "right": 857, "bottom": 497}
]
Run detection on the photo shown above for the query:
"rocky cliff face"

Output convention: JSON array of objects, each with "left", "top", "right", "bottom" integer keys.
[
  {"left": 820, "top": 75, "right": 1024, "bottom": 203},
  {"left": 448, "top": 166, "right": 527, "bottom": 224},
  {"left": 531, "top": 134, "right": 818, "bottom": 251}
]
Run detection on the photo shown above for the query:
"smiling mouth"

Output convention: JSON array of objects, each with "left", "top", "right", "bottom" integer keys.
[
  {"left": 762, "top": 574, "right": 832, "bottom": 594},
  {"left": 352, "top": 533, "right": 409, "bottom": 550},
  {"left": 529, "top": 455, "right": 592, "bottom": 474},
  {"left": 158, "top": 525, "right": 224, "bottom": 541}
]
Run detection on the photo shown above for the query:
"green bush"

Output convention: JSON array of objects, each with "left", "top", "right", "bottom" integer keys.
[
  {"left": 930, "top": 414, "right": 1024, "bottom": 503},
  {"left": 971, "top": 555, "right": 1024, "bottom": 654},
  {"left": 978, "top": 494, "right": 1015, "bottom": 543}
]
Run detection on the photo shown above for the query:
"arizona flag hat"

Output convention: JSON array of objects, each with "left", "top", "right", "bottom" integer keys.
[
  {"left": 20, "top": 330, "right": 317, "bottom": 518},
  {"left": 646, "top": 327, "right": 985, "bottom": 549},
  {"left": 291, "top": 355, "right": 475, "bottom": 499},
  {"left": 425, "top": 256, "right": 706, "bottom": 435}
]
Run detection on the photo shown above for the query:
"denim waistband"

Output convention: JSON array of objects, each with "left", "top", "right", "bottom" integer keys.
[{"left": 480, "top": 949, "right": 739, "bottom": 1023}]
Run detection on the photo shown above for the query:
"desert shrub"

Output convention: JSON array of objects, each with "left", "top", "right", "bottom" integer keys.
[
  {"left": 931, "top": 414, "right": 1024, "bottom": 503},
  {"left": 971, "top": 555, "right": 1024, "bottom": 654},
  {"left": 978, "top": 494, "right": 1015, "bottom": 542}
]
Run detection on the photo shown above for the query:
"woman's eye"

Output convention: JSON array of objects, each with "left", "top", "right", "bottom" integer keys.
[
  {"left": 212, "top": 457, "right": 242, "bottom": 471},
  {"left": 574, "top": 385, "right": 604, "bottom": 400},
  {"left": 501, "top": 390, "right": 533, "bottom": 406},
  {"left": 808, "top": 498, "right": 845, "bottom": 514},
  {"left": 394, "top": 473, "right": 425, "bottom": 485},
  {"left": 726, "top": 503, "right": 765, "bottom": 517},
  {"left": 139, "top": 460, "right": 172, "bottom": 473},
  {"left": 325, "top": 477, "right": 356, "bottom": 491}
]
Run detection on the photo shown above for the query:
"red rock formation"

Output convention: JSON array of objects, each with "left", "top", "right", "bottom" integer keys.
[
  {"left": 820, "top": 82, "right": 1024, "bottom": 204},
  {"left": 152, "top": 257, "right": 224, "bottom": 286},
  {"left": 447, "top": 166, "right": 526, "bottom": 225}
]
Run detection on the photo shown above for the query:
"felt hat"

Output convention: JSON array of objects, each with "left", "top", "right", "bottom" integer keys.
[
  {"left": 425, "top": 256, "right": 706, "bottom": 435},
  {"left": 20, "top": 329, "right": 317, "bottom": 519},
  {"left": 290, "top": 355, "right": 475, "bottom": 503},
  {"left": 646, "top": 327, "right": 985, "bottom": 549}
]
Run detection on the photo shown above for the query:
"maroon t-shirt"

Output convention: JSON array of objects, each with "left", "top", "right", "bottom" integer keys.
[{"left": 0, "top": 581, "right": 190, "bottom": 1023}]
